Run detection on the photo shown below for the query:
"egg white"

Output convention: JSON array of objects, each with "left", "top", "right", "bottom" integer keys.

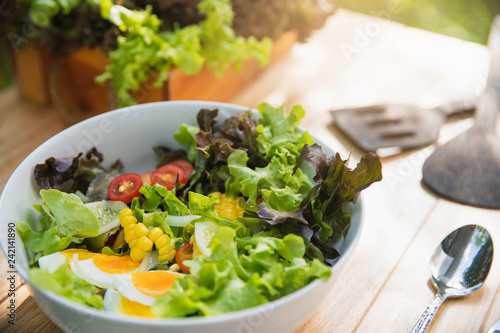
[
  {"left": 113, "top": 274, "right": 157, "bottom": 306},
  {"left": 70, "top": 255, "right": 132, "bottom": 289},
  {"left": 103, "top": 288, "right": 123, "bottom": 313},
  {"left": 38, "top": 252, "right": 67, "bottom": 273},
  {"left": 38, "top": 249, "right": 96, "bottom": 273},
  {"left": 69, "top": 250, "right": 160, "bottom": 290},
  {"left": 103, "top": 289, "right": 157, "bottom": 318}
]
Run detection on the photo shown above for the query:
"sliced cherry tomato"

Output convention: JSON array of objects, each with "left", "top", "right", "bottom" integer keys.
[
  {"left": 151, "top": 164, "right": 186, "bottom": 190},
  {"left": 169, "top": 160, "right": 194, "bottom": 179},
  {"left": 176, "top": 242, "right": 194, "bottom": 274},
  {"left": 140, "top": 171, "right": 153, "bottom": 185},
  {"left": 107, "top": 173, "right": 143, "bottom": 204}
]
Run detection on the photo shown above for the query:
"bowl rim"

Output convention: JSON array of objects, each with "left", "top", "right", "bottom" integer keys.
[{"left": 0, "top": 100, "right": 365, "bottom": 326}]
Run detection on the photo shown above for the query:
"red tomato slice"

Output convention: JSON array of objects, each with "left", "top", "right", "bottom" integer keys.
[
  {"left": 151, "top": 165, "right": 186, "bottom": 190},
  {"left": 141, "top": 171, "right": 153, "bottom": 185},
  {"left": 169, "top": 160, "right": 194, "bottom": 179},
  {"left": 107, "top": 173, "right": 143, "bottom": 204},
  {"left": 176, "top": 242, "right": 194, "bottom": 274}
]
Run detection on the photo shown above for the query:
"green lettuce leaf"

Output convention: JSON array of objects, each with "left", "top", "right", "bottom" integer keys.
[
  {"left": 256, "top": 103, "right": 314, "bottom": 165},
  {"left": 39, "top": 189, "right": 100, "bottom": 237},
  {"left": 16, "top": 189, "right": 101, "bottom": 264},
  {"left": 152, "top": 227, "right": 330, "bottom": 317},
  {"left": 16, "top": 222, "right": 71, "bottom": 262},
  {"left": 187, "top": 192, "right": 218, "bottom": 219},
  {"left": 138, "top": 184, "right": 190, "bottom": 215},
  {"left": 225, "top": 150, "right": 314, "bottom": 210},
  {"left": 29, "top": 260, "right": 103, "bottom": 309},
  {"left": 97, "top": 0, "right": 271, "bottom": 107},
  {"left": 173, "top": 124, "right": 200, "bottom": 163}
]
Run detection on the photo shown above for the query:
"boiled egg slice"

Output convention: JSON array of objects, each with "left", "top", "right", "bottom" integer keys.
[
  {"left": 71, "top": 253, "right": 142, "bottom": 289},
  {"left": 103, "top": 289, "right": 157, "bottom": 318},
  {"left": 114, "top": 270, "right": 184, "bottom": 306},
  {"left": 38, "top": 249, "right": 96, "bottom": 273}
]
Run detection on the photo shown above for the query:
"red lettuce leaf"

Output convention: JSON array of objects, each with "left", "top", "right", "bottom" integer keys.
[
  {"left": 33, "top": 148, "right": 122, "bottom": 196},
  {"left": 256, "top": 204, "right": 308, "bottom": 225},
  {"left": 298, "top": 144, "right": 382, "bottom": 250},
  {"left": 34, "top": 153, "right": 82, "bottom": 190}
]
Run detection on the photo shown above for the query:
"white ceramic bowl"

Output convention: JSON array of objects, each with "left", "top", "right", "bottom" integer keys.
[{"left": 0, "top": 101, "right": 364, "bottom": 333}]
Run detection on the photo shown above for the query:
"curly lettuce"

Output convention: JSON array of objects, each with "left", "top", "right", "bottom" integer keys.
[
  {"left": 16, "top": 189, "right": 101, "bottom": 264},
  {"left": 29, "top": 259, "right": 103, "bottom": 309},
  {"left": 96, "top": 0, "right": 272, "bottom": 106},
  {"left": 152, "top": 227, "right": 330, "bottom": 317},
  {"left": 174, "top": 103, "right": 382, "bottom": 266}
]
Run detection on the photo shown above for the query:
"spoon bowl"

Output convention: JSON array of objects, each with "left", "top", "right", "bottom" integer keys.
[{"left": 411, "top": 224, "right": 494, "bottom": 333}]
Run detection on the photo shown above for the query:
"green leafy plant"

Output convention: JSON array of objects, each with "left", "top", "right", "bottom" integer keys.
[
  {"left": 1, "top": 0, "right": 335, "bottom": 106},
  {"left": 22, "top": 0, "right": 272, "bottom": 106},
  {"left": 96, "top": 0, "right": 272, "bottom": 106}
]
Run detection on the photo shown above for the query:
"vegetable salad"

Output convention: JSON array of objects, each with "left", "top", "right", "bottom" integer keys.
[{"left": 17, "top": 103, "right": 382, "bottom": 318}]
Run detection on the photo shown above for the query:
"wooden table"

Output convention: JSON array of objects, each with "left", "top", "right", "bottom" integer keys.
[{"left": 1, "top": 9, "right": 500, "bottom": 333}]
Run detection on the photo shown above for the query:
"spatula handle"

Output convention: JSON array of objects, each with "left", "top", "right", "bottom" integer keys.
[
  {"left": 475, "top": 16, "right": 500, "bottom": 133},
  {"left": 436, "top": 97, "right": 477, "bottom": 119}
]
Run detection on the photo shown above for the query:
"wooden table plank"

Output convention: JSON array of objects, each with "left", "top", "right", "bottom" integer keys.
[
  {"left": 356, "top": 200, "right": 500, "bottom": 332},
  {"left": 0, "top": 285, "right": 60, "bottom": 333},
  {"left": 0, "top": 88, "right": 67, "bottom": 191},
  {"left": 484, "top": 284, "right": 500, "bottom": 332}
]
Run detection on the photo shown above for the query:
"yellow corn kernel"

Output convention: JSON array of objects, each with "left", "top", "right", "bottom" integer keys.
[
  {"left": 148, "top": 227, "right": 163, "bottom": 242},
  {"left": 124, "top": 231, "right": 136, "bottom": 244},
  {"left": 168, "top": 263, "right": 181, "bottom": 272},
  {"left": 128, "top": 238, "right": 138, "bottom": 249},
  {"left": 158, "top": 243, "right": 175, "bottom": 256},
  {"left": 123, "top": 223, "right": 135, "bottom": 235},
  {"left": 154, "top": 230, "right": 176, "bottom": 263},
  {"left": 158, "top": 251, "right": 176, "bottom": 263},
  {"left": 133, "top": 223, "right": 149, "bottom": 238},
  {"left": 119, "top": 208, "right": 132, "bottom": 217},
  {"left": 210, "top": 192, "right": 244, "bottom": 220},
  {"left": 137, "top": 236, "right": 153, "bottom": 252},
  {"left": 120, "top": 216, "right": 136, "bottom": 228},
  {"left": 155, "top": 234, "right": 169, "bottom": 249},
  {"left": 130, "top": 247, "right": 147, "bottom": 262},
  {"left": 119, "top": 208, "right": 136, "bottom": 227}
]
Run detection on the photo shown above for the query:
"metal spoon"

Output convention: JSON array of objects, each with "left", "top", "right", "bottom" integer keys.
[
  {"left": 410, "top": 224, "right": 493, "bottom": 333},
  {"left": 422, "top": 16, "right": 500, "bottom": 209},
  {"left": 487, "top": 318, "right": 500, "bottom": 333}
]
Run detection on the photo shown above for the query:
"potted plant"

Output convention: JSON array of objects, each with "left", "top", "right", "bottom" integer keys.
[{"left": 1, "top": 0, "right": 334, "bottom": 122}]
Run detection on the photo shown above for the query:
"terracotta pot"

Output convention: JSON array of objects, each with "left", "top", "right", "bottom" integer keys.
[{"left": 12, "top": 31, "right": 298, "bottom": 123}]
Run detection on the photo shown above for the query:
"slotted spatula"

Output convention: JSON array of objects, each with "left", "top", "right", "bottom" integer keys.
[{"left": 330, "top": 98, "right": 476, "bottom": 156}]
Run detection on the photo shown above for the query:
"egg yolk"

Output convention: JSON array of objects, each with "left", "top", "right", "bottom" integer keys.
[
  {"left": 60, "top": 249, "right": 96, "bottom": 261},
  {"left": 93, "top": 254, "right": 141, "bottom": 274},
  {"left": 60, "top": 249, "right": 97, "bottom": 270},
  {"left": 118, "top": 296, "right": 156, "bottom": 318},
  {"left": 131, "top": 271, "right": 180, "bottom": 297}
]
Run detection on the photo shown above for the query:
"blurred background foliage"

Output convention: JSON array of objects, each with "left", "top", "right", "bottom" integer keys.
[
  {"left": 1, "top": 0, "right": 498, "bottom": 92},
  {"left": 0, "top": 44, "right": 13, "bottom": 90},
  {"left": 336, "top": 0, "right": 500, "bottom": 44}
]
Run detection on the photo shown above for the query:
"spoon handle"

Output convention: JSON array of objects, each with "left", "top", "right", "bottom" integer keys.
[{"left": 410, "top": 292, "right": 447, "bottom": 333}]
